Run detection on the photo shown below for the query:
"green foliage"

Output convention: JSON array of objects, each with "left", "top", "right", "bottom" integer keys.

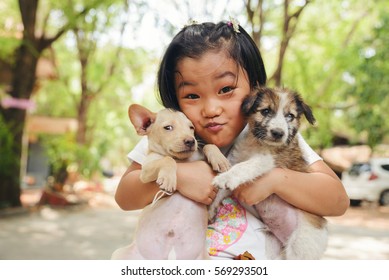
[
  {"left": 280, "top": 0, "right": 385, "bottom": 148},
  {"left": 41, "top": 133, "right": 104, "bottom": 180},
  {"left": 35, "top": 26, "right": 158, "bottom": 175},
  {"left": 0, "top": 37, "right": 20, "bottom": 63},
  {"left": 41, "top": 134, "right": 76, "bottom": 175},
  {"left": 345, "top": 10, "right": 389, "bottom": 147}
]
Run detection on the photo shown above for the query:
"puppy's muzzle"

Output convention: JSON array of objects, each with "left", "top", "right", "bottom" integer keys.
[
  {"left": 184, "top": 138, "right": 196, "bottom": 149},
  {"left": 270, "top": 128, "right": 285, "bottom": 141}
]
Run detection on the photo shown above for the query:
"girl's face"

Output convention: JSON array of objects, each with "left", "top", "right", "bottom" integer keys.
[{"left": 175, "top": 50, "right": 250, "bottom": 148}]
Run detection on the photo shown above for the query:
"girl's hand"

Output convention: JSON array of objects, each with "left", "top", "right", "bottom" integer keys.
[
  {"left": 232, "top": 168, "right": 282, "bottom": 205},
  {"left": 176, "top": 160, "right": 219, "bottom": 205}
]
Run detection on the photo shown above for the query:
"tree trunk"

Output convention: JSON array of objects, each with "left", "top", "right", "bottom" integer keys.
[
  {"left": 76, "top": 93, "right": 91, "bottom": 145},
  {"left": 244, "top": 0, "right": 311, "bottom": 86},
  {"left": 270, "top": 0, "right": 311, "bottom": 86},
  {"left": 0, "top": 0, "right": 76, "bottom": 208},
  {"left": 0, "top": 0, "right": 41, "bottom": 208},
  {"left": 0, "top": 49, "right": 39, "bottom": 206},
  {"left": 245, "top": 0, "right": 264, "bottom": 49}
]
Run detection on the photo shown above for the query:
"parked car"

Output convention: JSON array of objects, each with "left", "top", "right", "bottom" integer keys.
[{"left": 342, "top": 158, "right": 389, "bottom": 206}]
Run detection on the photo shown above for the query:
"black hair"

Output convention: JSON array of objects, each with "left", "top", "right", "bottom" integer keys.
[{"left": 157, "top": 21, "right": 267, "bottom": 110}]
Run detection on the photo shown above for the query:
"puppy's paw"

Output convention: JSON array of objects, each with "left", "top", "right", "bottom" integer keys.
[
  {"left": 156, "top": 172, "right": 176, "bottom": 193},
  {"left": 212, "top": 172, "right": 240, "bottom": 191},
  {"left": 203, "top": 144, "right": 231, "bottom": 172},
  {"left": 206, "top": 150, "right": 230, "bottom": 173},
  {"left": 210, "top": 155, "right": 231, "bottom": 173}
]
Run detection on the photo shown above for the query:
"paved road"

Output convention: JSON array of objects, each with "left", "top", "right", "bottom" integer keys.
[{"left": 1, "top": 193, "right": 389, "bottom": 260}]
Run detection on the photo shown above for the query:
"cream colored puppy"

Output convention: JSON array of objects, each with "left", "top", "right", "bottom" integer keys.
[
  {"left": 128, "top": 104, "right": 230, "bottom": 193},
  {"left": 111, "top": 104, "right": 229, "bottom": 259}
]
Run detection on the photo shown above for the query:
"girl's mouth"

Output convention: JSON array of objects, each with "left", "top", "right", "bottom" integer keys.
[{"left": 205, "top": 122, "right": 224, "bottom": 132}]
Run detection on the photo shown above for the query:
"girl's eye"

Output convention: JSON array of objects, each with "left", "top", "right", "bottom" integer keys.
[
  {"left": 164, "top": 125, "right": 173, "bottom": 131},
  {"left": 184, "top": 94, "right": 199, "bottom": 99},
  {"left": 219, "top": 86, "right": 234, "bottom": 95}
]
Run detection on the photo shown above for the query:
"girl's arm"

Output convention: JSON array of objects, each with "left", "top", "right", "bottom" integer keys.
[
  {"left": 233, "top": 160, "right": 350, "bottom": 217},
  {"left": 115, "top": 160, "right": 218, "bottom": 211},
  {"left": 115, "top": 162, "right": 159, "bottom": 210}
]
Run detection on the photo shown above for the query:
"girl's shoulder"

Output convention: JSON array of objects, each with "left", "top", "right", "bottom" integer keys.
[
  {"left": 127, "top": 136, "right": 148, "bottom": 164},
  {"left": 297, "top": 133, "right": 322, "bottom": 165}
]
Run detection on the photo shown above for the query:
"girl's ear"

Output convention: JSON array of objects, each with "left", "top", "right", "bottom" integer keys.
[{"left": 128, "top": 104, "right": 157, "bottom": 135}]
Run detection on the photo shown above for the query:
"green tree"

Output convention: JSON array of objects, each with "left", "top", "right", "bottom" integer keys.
[
  {"left": 0, "top": 0, "right": 107, "bottom": 208},
  {"left": 345, "top": 9, "right": 389, "bottom": 147},
  {"left": 34, "top": 2, "right": 155, "bottom": 179},
  {"left": 0, "top": 0, "right": 86, "bottom": 208},
  {"left": 259, "top": 0, "right": 383, "bottom": 148}
]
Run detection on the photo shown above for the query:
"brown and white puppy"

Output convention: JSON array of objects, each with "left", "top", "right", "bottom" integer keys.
[
  {"left": 212, "top": 87, "right": 328, "bottom": 260},
  {"left": 111, "top": 104, "right": 229, "bottom": 260}
]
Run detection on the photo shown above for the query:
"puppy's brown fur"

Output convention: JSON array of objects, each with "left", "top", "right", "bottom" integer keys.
[
  {"left": 241, "top": 86, "right": 315, "bottom": 172},
  {"left": 212, "top": 87, "right": 328, "bottom": 259}
]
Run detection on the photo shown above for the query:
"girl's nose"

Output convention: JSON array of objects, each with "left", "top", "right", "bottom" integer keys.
[{"left": 202, "top": 99, "right": 222, "bottom": 118}]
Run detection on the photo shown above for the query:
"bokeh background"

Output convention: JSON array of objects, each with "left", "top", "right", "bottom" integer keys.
[{"left": 1, "top": 0, "right": 388, "bottom": 260}]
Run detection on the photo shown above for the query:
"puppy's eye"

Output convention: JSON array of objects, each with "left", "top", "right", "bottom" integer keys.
[
  {"left": 260, "top": 108, "right": 271, "bottom": 116},
  {"left": 190, "top": 126, "right": 195, "bottom": 130},
  {"left": 286, "top": 113, "right": 295, "bottom": 122},
  {"left": 164, "top": 125, "right": 173, "bottom": 131}
]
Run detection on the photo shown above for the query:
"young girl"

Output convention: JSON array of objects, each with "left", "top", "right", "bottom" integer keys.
[{"left": 115, "top": 20, "right": 349, "bottom": 259}]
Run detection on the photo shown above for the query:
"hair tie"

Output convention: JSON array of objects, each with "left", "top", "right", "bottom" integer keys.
[
  {"left": 184, "top": 19, "right": 199, "bottom": 28},
  {"left": 227, "top": 17, "right": 240, "bottom": 33}
]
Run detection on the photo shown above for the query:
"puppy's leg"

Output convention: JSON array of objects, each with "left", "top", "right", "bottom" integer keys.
[
  {"left": 203, "top": 144, "right": 230, "bottom": 222},
  {"left": 284, "top": 212, "right": 328, "bottom": 260},
  {"left": 141, "top": 156, "right": 177, "bottom": 192},
  {"left": 255, "top": 195, "right": 298, "bottom": 245},
  {"left": 212, "top": 153, "right": 275, "bottom": 191},
  {"left": 208, "top": 189, "right": 230, "bottom": 222},
  {"left": 203, "top": 144, "right": 230, "bottom": 173},
  {"left": 264, "top": 232, "right": 283, "bottom": 260}
]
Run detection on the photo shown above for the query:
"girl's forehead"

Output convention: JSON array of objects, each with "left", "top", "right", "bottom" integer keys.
[{"left": 176, "top": 51, "right": 239, "bottom": 79}]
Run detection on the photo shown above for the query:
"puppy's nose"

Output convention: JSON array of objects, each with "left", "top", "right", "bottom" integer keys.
[
  {"left": 184, "top": 138, "right": 195, "bottom": 148},
  {"left": 271, "top": 129, "right": 284, "bottom": 140}
]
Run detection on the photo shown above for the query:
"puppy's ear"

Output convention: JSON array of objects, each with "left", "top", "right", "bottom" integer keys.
[
  {"left": 294, "top": 94, "right": 316, "bottom": 125},
  {"left": 241, "top": 89, "right": 263, "bottom": 116},
  {"left": 128, "top": 104, "right": 156, "bottom": 135}
]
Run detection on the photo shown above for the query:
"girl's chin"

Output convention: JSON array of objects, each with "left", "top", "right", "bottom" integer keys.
[{"left": 202, "top": 136, "right": 232, "bottom": 148}]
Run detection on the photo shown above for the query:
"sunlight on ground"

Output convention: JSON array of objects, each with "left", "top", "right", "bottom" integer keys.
[{"left": 325, "top": 234, "right": 389, "bottom": 259}]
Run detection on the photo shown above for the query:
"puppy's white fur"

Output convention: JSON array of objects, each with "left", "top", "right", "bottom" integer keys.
[{"left": 212, "top": 87, "right": 328, "bottom": 260}]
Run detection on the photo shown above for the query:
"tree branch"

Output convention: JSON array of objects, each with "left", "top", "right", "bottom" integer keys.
[
  {"left": 269, "top": 0, "right": 312, "bottom": 86},
  {"left": 38, "top": 7, "right": 91, "bottom": 51},
  {"left": 315, "top": 9, "right": 371, "bottom": 99}
]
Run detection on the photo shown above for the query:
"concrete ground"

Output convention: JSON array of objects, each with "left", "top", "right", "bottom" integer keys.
[{"left": 1, "top": 190, "right": 389, "bottom": 260}]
